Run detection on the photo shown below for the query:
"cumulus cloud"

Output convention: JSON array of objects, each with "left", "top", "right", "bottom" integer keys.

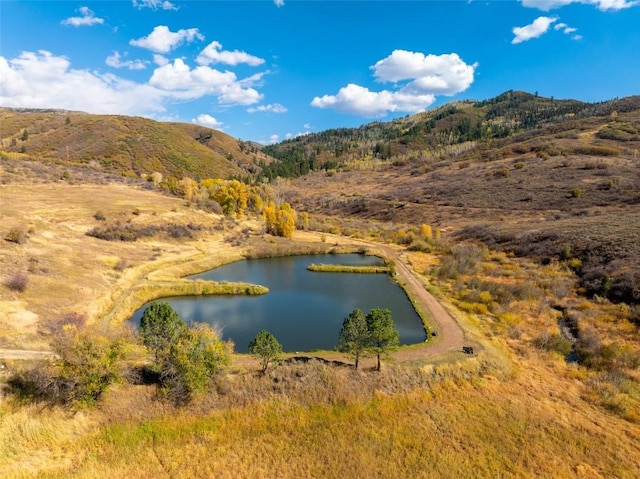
[
  {"left": 247, "top": 103, "right": 288, "bottom": 113},
  {"left": 149, "top": 58, "right": 263, "bottom": 105},
  {"left": 372, "top": 51, "right": 476, "bottom": 95},
  {"left": 130, "top": 25, "right": 204, "bottom": 54},
  {"left": 197, "top": 41, "right": 265, "bottom": 67},
  {"left": 311, "top": 50, "right": 476, "bottom": 117},
  {"left": 269, "top": 134, "right": 279, "bottom": 144},
  {"left": 132, "top": 0, "right": 178, "bottom": 10},
  {"left": 0, "top": 50, "right": 267, "bottom": 119},
  {"left": 522, "top": 0, "right": 638, "bottom": 11},
  {"left": 192, "top": 114, "right": 224, "bottom": 129},
  {"left": 274, "top": 0, "right": 285, "bottom": 6},
  {"left": 0, "top": 50, "right": 164, "bottom": 115},
  {"left": 106, "top": 51, "right": 147, "bottom": 70},
  {"left": 512, "top": 16, "right": 557, "bottom": 44},
  {"left": 61, "top": 6, "right": 104, "bottom": 27}
]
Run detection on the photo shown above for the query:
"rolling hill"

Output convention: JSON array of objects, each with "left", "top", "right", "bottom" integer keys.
[{"left": 0, "top": 108, "right": 271, "bottom": 180}]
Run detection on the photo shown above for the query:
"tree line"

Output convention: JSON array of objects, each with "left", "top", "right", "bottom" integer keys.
[{"left": 8, "top": 303, "right": 401, "bottom": 407}]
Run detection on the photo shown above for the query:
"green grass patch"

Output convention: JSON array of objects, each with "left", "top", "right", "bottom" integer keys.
[{"left": 307, "top": 263, "right": 390, "bottom": 274}]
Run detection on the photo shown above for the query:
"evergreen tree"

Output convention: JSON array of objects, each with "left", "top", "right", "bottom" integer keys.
[
  {"left": 338, "top": 309, "right": 370, "bottom": 369},
  {"left": 366, "top": 308, "right": 399, "bottom": 371},
  {"left": 249, "top": 330, "right": 283, "bottom": 374}
]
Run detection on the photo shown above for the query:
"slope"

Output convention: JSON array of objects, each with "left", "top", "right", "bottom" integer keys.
[{"left": 0, "top": 108, "right": 271, "bottom": 179}]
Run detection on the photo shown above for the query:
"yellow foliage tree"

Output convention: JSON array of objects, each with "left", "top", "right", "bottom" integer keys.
[
  {"left": 420, "top": 223, "right": 433, "bottom": 241},
  {"left": 263, "top": 201, "right": 277, "bottom": 235},
  {"left": 276, "top": 203, "right": 297, "bottom": 238}
]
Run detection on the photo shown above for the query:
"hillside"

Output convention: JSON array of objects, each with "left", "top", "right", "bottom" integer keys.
[
  {"left": 0, "top": 108, "right": 271, "bottom": 180},
  {"left": 283, "top": 93, "right": 640, "bottom": 305},
  {"left": 261, "top": 91, "right": 640, "bottom": 178}
]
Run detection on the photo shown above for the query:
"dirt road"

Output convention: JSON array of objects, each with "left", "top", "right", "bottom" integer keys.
[
  {"left": 0, "top": 349, "right": 56, "bottom": 361},
  {"left": 389, "top": 248, "right": 466, "bottom": 360}
]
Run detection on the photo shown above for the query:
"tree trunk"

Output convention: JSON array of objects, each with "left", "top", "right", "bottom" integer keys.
[{"left": 376, "top": 354, "right": 381, "bottom": 371}]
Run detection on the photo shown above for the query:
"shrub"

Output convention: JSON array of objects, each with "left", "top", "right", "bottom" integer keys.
[
  {"left": 5, "top": 273, "right": 28, "bottom": 292},
  {"left": 140, "top": 302, "right": 230, "bottom": 404},
  {"left": 9, "top": 326, "right": 130, "bottom": 406},
  {"left": 4, "top": 227, "right": 27, "bottom": 244},
  {"left": 569, "top": 145, "right": 620, "bottom": 157},
  {"left": 94, "top": 211, "right": 106, "bottom": 221},
  {"left": 534, "top": 332, "right": 573, "bottom": 357}
]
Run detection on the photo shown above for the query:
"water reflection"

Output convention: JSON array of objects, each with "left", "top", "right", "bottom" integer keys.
[{"left": 131, "top": 254, "right": 425, "bottom": 353}]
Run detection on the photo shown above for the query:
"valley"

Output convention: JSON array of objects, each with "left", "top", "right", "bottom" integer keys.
[{"left": 1, "top": 92, "right": 639, "bottom": 478}]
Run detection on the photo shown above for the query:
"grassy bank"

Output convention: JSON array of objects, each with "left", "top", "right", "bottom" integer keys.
[{"left": 307, "top": 263, "right": 390, "bottom": 274}]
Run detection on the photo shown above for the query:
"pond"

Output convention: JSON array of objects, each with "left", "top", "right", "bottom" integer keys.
[{"left": 131, "top": 254, "right": 425, "bottom": 353}]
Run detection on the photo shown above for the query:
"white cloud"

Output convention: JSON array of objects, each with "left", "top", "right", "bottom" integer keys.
[
  {"left": 269, "top": 134, "right": 279, "bottom": 144},
  {"left": 573, "top": 34, "right": 584, "bottom": 40},
  {"left": 372, "top": 51, "right": 476, "bottom": 95},
  {"left": 284, "top": 130, "right": 311, "bottom": 139},
  {"left": 303, "top": 123, "right": 311, "bottom": 129},
  {"left": 153, "top": 54, "right": 169, "bottom": 66},
  {"left": 197, "top": 41, "right": 265, "bottom": 66},
  {"left": 553, "top": 21, "right": 580, "bottom": 35},
  {"left": 130, "top": 25, "right": 204, "bottom": 54},
  {"left": 274, "top": 0, "right": 285, "bottom": 7},
  {"left": 0, "top": 50, "right": 164, "bottom": 115},
  {"left": 132, "top": 0, "right": 178, "bottom": 10},
  {"left": 247, "top": 103, "right": 288, "bottom": 113},
  {"left": 522, "top": 0, "right": 638, "bottom": 11},
  {"left": 311, "top": 50, "right": 476, "bottom": 117},
  {"left": 312, "top": 83, "right": 435, "bottom": 117},
  {"left": 105, "top": 51, "right": 147, "bottom": 70},
  {"left": 192, "top": 114, "right": 223, "bottom": 129},
  {"left": 61, "top": 6, "right": 104, "bottom": 27},
  {"left": 0, "top": 50, "right": 266, "bottom": 119},
  {"left": 149, "top": 58, "right": 263, "bottom": 105},
  {"left": 512, "top": 16, "right": 557, "bottom": 44}
]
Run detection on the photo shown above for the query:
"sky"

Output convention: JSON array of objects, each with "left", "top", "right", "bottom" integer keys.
[{"left": 1, "top": 1, "right": 639, "bottom": 144}]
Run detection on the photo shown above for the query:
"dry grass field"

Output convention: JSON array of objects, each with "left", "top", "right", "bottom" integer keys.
[{"left": 1, "top": 178, "right": 639, "bottom": 478}]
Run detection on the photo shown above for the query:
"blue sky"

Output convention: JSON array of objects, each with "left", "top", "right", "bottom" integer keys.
[{"left": 1, "top": 1, "right": 639, "bottom": 144}]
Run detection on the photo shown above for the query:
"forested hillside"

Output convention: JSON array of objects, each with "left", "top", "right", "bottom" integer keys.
[{"left": 261, "top": 91, "right": 640, "bottom": 179}]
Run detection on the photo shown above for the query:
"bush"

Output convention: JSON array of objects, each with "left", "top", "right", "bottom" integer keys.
[
  {"left": 4, "top": 227, "right": 27, "bottom": 244},
  {"left": 94, "top": 211, "right": 106, "bottom": 221},
  {"left": 140, "top": 302, "right": 230, "bottom": 404},
  {"left": 9, "top": 326, "right": 130, "bottom": 406},
  {"left": 5, "top": 273, "right": 28, "bottom": 292},
  {"left": 568, "top": 145, "right": 620, "bottom": 157},
  {"left": 86, "top": 222, "right": 198, "bottom": 242},
  {"left": 534, "top": 332, "right": 573, "bottom": 357}
]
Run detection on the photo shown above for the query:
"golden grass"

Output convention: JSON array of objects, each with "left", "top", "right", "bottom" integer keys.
[
  {"left": 2, "top": 181, "right": 640, "bottom": 478},
  {"left": 3, "top": 356, "right": 639, "bottom": 479},
  {"left": 307, "top": 263, "right": 390, "bottom": 274}
]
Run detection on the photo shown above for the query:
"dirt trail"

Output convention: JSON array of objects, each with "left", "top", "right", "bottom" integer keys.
[
  {"left": 385, "top": 247, "right": 465, "bottom": 359},
  {"left": 0, "top": 349, "right": 56, "bottom": 361}
]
